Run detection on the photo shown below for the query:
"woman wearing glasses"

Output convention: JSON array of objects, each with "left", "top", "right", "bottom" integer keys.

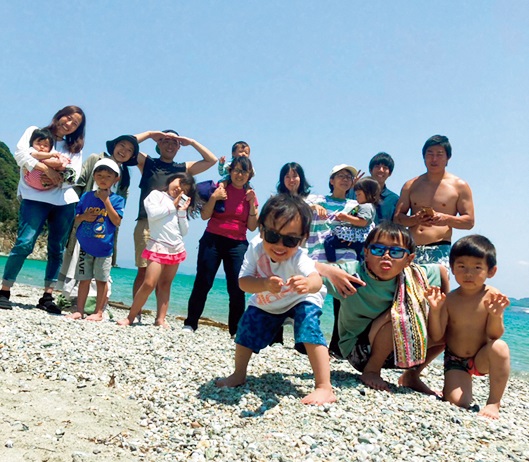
[
  {"left": 304, "top": 164, "right": 359, "bottom": 357},
  {"left": 184, "top": 157, "right": 258, "bottom": 336}
]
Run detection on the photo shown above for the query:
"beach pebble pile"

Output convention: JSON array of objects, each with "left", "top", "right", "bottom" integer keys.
[{"left": 1, "top": 284, "right": 528, "bottom": 461}]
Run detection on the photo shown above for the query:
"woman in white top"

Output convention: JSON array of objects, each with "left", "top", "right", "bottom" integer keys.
[{"left": 0, "top": 106, "right": 86, "bottom": 313}]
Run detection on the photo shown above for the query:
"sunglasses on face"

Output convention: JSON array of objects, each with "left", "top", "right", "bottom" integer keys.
[
  {"left": 262, "top": 227, "right": 303, "bottom": 248},
  {"left": 368, "top": 243, "right": 410, "bottom": 259}
]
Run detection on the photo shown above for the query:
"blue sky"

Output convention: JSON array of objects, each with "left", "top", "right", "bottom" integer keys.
[{"left": 1, "top": 1, "right": 528, "bottom": 297}]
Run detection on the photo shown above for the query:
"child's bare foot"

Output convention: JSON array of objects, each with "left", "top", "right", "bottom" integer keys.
[
  {"left": 398, "top": 370, "right": 438, "bottom": 396},
  {"left": 155, "top": 320, "right": 171, "bottom": 329},
  {"left": 65, "top": 312, "right": 83, "bottom": 320},
  {"left": 301, "top": 386, "right": 336, "bottom": 405},
  {"left": 360, "top": 371, "right": 391, "bottom": 391},
  {"left": 478, "top": 403, "right": 500, "bottom": 419},
  {"left": 215, "top": 372, "right": 246, "bottom": 388},
  {"left": 85, "top": 312, "right": 103, "bottom": 322},
  {"left": 116, "top": 318, "right": 133, "bottom": 326}
]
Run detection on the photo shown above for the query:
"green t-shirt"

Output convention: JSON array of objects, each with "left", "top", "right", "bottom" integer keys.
[{"left": 324, "top": 261, "right": 441, "bottom": 358}]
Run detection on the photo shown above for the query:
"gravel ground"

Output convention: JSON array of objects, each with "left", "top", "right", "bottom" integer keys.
[{"left": 1, "top": 283, "right": 528, "bottom": 461}]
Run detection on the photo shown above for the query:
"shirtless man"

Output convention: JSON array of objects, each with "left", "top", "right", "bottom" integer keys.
[
  {"left": 132, "top": 130, "right": 217, "bottom": 301},
  {"left": 394, "top": 135, "right": 474, "bottom": 270}
]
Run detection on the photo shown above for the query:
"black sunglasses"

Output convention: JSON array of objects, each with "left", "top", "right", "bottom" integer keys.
[{"left": 262, "top": 227, "right": 303, "bottom": 248}]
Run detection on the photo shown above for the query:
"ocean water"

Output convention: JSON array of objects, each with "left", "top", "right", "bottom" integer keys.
[{"left": 3, "top": 256, "right": 529, "bottom": 373}]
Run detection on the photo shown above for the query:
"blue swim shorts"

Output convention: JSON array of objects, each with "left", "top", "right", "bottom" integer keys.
[{"left": 235, "top": 301, "right": 327, "bottom": 353}]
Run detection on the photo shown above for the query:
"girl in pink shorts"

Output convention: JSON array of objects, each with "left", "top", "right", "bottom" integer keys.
[{"left": 118, "top": 173, "right": 198, "bottom": 327}]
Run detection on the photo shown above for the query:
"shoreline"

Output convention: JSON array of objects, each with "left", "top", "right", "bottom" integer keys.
[{"left": 1, "top": 283, "right": 529, "bottom": 460}]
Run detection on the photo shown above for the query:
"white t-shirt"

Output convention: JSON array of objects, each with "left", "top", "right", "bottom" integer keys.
[
  {"left": 239, "top": 235, "right": 327, "bottom": 314},
  {"left": 15, "top": 125, "right": 82, "bottom": 205},
  {"left": 144, "top": 190, "right": 188, "bottom": 252}
]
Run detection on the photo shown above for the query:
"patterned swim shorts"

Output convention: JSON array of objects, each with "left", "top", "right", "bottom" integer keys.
[{"left": 414, "top": 241, "right": 451, "bottom": 272}]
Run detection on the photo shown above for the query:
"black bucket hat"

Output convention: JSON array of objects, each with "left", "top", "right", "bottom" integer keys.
[{"left": 106, "top": 135, "right": 139, "bottom": 166}]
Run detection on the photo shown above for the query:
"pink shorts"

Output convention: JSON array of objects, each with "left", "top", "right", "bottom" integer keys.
[{"left": 141, "top": 249, "right": 186, "bottom": 266}]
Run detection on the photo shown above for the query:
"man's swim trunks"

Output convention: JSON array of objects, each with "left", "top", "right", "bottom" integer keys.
[
  {"left": 414, "top": 241, "right": 451, "bottom": 272},
  {"left": 443, "top": 346, "right": 485, "bottom": 376}
]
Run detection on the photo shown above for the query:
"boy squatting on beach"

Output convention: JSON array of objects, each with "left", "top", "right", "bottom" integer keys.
[
  {"left": 427, "top": 235, "right": 510, "bottom": 419},
  {"left": 316, "top": 221, "right": 449, "bottom": 393},
  {"left": 216, "top": 194, "right": 336, "bottom": 405},
  {"left": 66, "top": 159, "right": 124, "bottom": 321}
]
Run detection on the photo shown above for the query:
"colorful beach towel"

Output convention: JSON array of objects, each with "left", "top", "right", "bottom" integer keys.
[{"left": 391, "top": 263, "right": 430, "bottom": 368}]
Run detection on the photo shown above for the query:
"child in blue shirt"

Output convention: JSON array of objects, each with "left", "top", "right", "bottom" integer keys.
[{"left": 66, "top": 159, "right": 124, "bottom": 321}]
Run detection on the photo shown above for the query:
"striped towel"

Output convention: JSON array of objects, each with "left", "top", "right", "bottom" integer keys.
[{"left": 391, "top": 263, "right": 430, "bottom": 368}]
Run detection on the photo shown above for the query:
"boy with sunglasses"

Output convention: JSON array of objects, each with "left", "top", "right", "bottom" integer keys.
[
  {"left": 216, "top": 194, "right": 335, "bottom": 405},
  {"left": 317, "top": 221, "right": 449, "bottom": 393}
]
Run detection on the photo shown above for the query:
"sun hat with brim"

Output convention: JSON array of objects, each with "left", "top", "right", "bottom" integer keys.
[
  {"left": 106, "top": 135, "right": 139, "bottom": 166},
  {"left": 330, "top": 164, "right": 358, "bottom": 178},
  {"left": 155, "top": 129, "right": 180, "bottom": 155},
  {"left": 93, "top": 158, "right": 121, "bottom": 176}
]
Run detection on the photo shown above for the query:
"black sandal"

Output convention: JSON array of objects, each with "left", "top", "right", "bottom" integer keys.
[{"left": 36, "top": 295, "right": 61, "bottom": 315}]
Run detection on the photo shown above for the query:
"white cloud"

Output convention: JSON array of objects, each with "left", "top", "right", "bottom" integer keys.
[{"left": 518, "top": 261, "right": 529, "bottom": 266}]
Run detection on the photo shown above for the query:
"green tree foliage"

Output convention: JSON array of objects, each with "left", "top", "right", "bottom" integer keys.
[{"left": 0, "top": 141, "right": 20, "bottom": 227}]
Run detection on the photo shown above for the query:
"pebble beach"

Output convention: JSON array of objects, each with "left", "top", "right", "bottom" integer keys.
[{"left": 1, "top": 284, "right": 529, "bottom": 461}]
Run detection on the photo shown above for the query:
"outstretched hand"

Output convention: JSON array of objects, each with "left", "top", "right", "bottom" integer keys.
[
  {"left": 425, "top": 286, "right": 446, "bottom": 312},
  {"left": 324, "top": 265, "right": 364, "bottom": 297},
  {"left": 286, "top": 275, "right": 310, "bottom": 294},
  {"left": 485, "top": 293, "right": 510, "bottom": 317},
  {"left": 266, "top": 276, "right": 284, "bottom": 294}
]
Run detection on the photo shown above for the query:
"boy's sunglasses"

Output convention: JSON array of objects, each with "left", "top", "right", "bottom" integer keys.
[
  {"left": 262, "top": 227, "right": 303, "bottom": 248},
  {"left": 368, "top": 243, "right": 410, "bottom": 259}
]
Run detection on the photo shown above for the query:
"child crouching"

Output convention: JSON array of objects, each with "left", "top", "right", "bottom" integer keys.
[{"left": 216, "top": 194, "right": 336, "bottom": 405}]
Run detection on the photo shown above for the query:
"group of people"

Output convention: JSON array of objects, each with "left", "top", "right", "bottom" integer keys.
[{"left": 0, "top": 105, "right": 510, "bottom": 418}]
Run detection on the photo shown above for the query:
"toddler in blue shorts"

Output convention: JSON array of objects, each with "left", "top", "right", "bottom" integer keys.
[{"left": 216, "top": 194, "right": 336, "bottom": 405}]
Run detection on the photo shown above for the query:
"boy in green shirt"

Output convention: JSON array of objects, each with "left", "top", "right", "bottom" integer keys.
[{"left": 317, "top": 222, "right": 449, "bottom": 393}]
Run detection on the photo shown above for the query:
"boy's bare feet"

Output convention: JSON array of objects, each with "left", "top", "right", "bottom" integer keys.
[
  {"left": 215, "top": 372, "right": 246, "bottom": 388},
  {"left": 360, "top": 371, "right": 391, "bottom": 391},
  {"left": 86, "top": 313, "right": 104, "bottom": 322},
  {"left": 65, "top": 312, "right": 83, "bottom": 320},
  {"left": 398, "top": 370, "right": 438, "bottom": 396},
  {"left": 155, "top": 320, "right": 171, "bottom": 329},
  {"left": 478, "top": 403, "right": 500, "bottom": 419},
  {"left": 116, "top": 318, "right": 133, "bottom": 326},
  {"left": 301, "top": 386, "right": 336, "bottom": 405}
]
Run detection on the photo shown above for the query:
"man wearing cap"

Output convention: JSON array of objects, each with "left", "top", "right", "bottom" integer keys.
[
  {"left": 394, "top": 135, "right": 474, "bottom": 270},
  {"left": 306, "top": 164, "right": 359, "bottom": 357},
  {"left": 132, "top": 130, "right": 217, "bottom": 297}
]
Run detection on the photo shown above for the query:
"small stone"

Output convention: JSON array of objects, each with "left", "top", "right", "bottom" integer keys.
[{"left": 5, "top": 440, "right": 13, "bottom": 448}]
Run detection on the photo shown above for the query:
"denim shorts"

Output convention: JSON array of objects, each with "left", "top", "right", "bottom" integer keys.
[{"left": 236, "top": 301, "right": 327, "bottom": 353}]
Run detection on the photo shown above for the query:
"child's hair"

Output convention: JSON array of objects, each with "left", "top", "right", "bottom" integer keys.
[
  {"left": 449, "top": 235, "right": 497, "bottom": 269},
  {"left": 227, "top": 157, "right": 254, "bottom": 183},
  {"left": 164, "top": 172, "right": 199, "bottom": 218},
  {"left": 353, "top": 177, "right": 381, "bottom": 205},
  {"left": 364, "top": 221, "right": 416, "bottom": 253},
  {"left": 276, "top": 162, "right": 312, "bottom": 197},
  {"left": 369, "top": 152, "right": 395, "bottom": 174},
  {"left": 231, "top": 141, "right": 250, "bottom": 154},
  {"left": 47, "top": 105, "right": 86, "bottom": 154},
  {"left": 422, "top": 134, "right": 452, "bottom": 160},
  {"left": 29, "top": 128, "right": 54, "bottom": 150},
  {"left": 258, "top": 194, "right": 312, "bottom": 238}
]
